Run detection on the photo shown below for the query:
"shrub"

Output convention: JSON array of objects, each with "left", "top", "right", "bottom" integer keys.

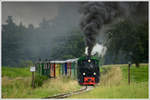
[
  {"left": 19, "top": 60, "right": 33, "bottom": 67},
  {"left": 34, "top": 74, "right": 48, "bottom": 88}
]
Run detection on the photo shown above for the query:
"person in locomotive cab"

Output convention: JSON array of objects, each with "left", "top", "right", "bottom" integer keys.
[{"left": 77, "top": 56, "right": 100, "bottom": 86}]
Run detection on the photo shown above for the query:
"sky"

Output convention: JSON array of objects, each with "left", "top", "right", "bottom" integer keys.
[{"left": 2, "top": 2, "right": 80, "bottom": 27}]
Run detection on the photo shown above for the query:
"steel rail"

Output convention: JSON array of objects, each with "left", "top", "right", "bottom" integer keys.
[{"left": 44, "top": 86, "right": 93, "bottom": 99}]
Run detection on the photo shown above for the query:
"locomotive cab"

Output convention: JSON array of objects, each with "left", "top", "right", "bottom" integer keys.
[{"left": 77, "top": 56, "right": 100, "bottom": 85}]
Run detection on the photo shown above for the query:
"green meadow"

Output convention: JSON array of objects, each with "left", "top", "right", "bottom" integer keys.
[
  {"left": 122, "top": 64, "right": 148, "bottom": 82},
  {"left": 2, "top": 67, "right": 81, "bottom": 98},
  {"left": 2, "top": 67, "right": 31, "bottom": 78},
  {"left": 71, "top": 64, "right": 149, "bottom": 98},
  {"left": 2, "top": 64, "right": 149, "bottom": 98}
]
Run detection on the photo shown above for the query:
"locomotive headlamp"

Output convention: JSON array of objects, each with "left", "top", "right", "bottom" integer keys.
[
  {"left": 93, "top": 72, "right": 96, "bottom": 75},
  {"left": 83, "top": 73, "right": 86, "bottom": 75},
  {"left": 88, "top": 59, "right": 91, "bottom": 63}
]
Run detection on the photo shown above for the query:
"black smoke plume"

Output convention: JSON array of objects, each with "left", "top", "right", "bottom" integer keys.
[{"left": 79, "top": 2, "right": 148, "bottom": 56}]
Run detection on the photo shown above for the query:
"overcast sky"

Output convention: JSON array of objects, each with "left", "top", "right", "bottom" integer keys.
[{"left": 2, "top": 2, "right": 80, "bottom": 27}]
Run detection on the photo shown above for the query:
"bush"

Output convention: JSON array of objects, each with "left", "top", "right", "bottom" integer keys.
[
  {"left": 19, "top": 60, "right": 33, "bottom": 67},
  {"left": 34, "top": 74, "right": 48, "bottom": 88}
]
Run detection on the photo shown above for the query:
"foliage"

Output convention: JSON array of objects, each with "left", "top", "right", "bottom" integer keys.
[
  {"left": 2, "top": 16, "right": 27, "bottom": 67},
  {"left": 18, "top": 60, "right": 33, "bottom": 67},
  {"left": 2, "top": 77, "right": 81, "bottom": 98},
  {"left": 34, "top": 73, "right": 48, "bottom": 88},
  {"left": 106, "top": 20, "right": 148, "bottom": 66},
  {"left": 50, "top": 29, "right": 85, "bottom": 60},
  {"left": 2, "top": 67, "right": 81, "bottom": 98},
  {"left": 2, "top": 16, "right": 85, "bottom": 66}
]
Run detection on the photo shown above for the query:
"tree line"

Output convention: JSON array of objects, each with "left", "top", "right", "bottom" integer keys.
[
  {"left": 105, "top": 20, "right": 148, "bottom": 67},
  {"left": 2, "top": 16, "right": 148, "bottom": 67},
  {"left": 2, "top": 16, "right": 85, "bottom": 67}
]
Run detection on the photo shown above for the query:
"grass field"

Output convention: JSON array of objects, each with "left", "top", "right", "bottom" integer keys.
[
  {"left": 2, "top": 64, "right": 149, "bottom": 98},
  {"left": 71, "top": 64, "right": 149, "bottom": 98},
  {"left": 2, "top": 67, "right": 81, "bottom": 98},
  {"left": 2, "top": 67, "right": 31, "bottom": 78},
  {"left": 121, "top": 64, "right": 148, "bottom": 82}
]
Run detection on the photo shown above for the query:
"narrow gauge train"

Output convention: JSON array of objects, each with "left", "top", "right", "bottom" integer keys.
[
  {"left": 35, "top": 56, "right": 100, "bottom": 86},
  {"left": 77, "top": 56, "right": 100, "bottom": 86},
  {"left": 35, "top": 59, "right": 78, "bottom": 78}
]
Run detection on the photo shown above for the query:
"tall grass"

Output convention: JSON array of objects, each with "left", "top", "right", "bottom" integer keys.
[
  {"left": 71, "top": 82, "right": 148, "bottom": 98},
  {"left": 2, "top": 67, "right": 81, "bottom": 98},
  {"left": 34, "top": 73, "right": 49, "bottom": 88},
  {"left": 121, "top": 64, "right": 148, "bottom": 82},
  {"left": 2, "top": 64, "right": 148, "bottom": 98},
  {"left": 2, "top": 67, "right": 31, "bottom": 78},
  {"left": 2, "top": 76, "right": 81, "bottom": 98},
  {"left": 71, "top": 64, "right": 148, "bottom": 98}
]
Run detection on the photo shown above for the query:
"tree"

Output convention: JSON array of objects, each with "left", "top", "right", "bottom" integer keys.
[
  {"left": 2, "top": 16, "right": 18, "bottom": 66},
  {"left": 39, "top": 18, "right": 50, "bottom": 29},
  {"left": 106, "top": 20, "right": 148, "bottom": 67},
  {"left": 2, "top": 16, "right": 27, "bottom": 67},
  {"left": 50, "top": 29, "right": 85, "bottom": 60}
]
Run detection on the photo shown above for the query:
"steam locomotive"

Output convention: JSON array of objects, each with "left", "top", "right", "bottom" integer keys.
[
  {"left": 35, "top": 55, "right": 100, "bottom": 86},
  {"left": 77, "top": 56, "right": 100, "bottom": 85}
]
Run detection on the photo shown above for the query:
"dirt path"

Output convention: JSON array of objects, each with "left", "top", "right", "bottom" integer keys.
[{"left": 100, "top": 66, "right": 122, "bottom": 86}]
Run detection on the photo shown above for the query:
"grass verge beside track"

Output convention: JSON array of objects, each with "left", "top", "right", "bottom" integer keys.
[
  {"left": 71, "top": 64, "right": 148, "bottom": 98},
  {"left": 2, "top": 67, "right": 81, "bottom": 98}
]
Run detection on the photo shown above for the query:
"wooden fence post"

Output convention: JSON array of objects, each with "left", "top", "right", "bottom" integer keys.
[
  {"left": 128, "top": 62, "right": 131, "bottom": 85},
  {"left": 32, "top": 72, "right": 35, "bottom": 88},
  {"left": 30, "top": 66, "right": 35, "bottom": 88},
  {"left": 128, "top": 52, "right": 132, "bottom": 85}
]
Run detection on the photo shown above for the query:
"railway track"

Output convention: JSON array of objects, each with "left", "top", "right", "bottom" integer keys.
[{"left": 44, "top": 86, "right": 94, "bottom": 99}]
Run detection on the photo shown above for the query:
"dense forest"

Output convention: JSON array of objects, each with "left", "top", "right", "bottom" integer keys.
[
  {"left": 2, "top": 16, "right": 85, "bottom": 67},
  {"left": 105, "top": 20, "right": 148, "bottom": 66},
  {"left": 2, "top": 16, "right": 148, "bottom": 67}
]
